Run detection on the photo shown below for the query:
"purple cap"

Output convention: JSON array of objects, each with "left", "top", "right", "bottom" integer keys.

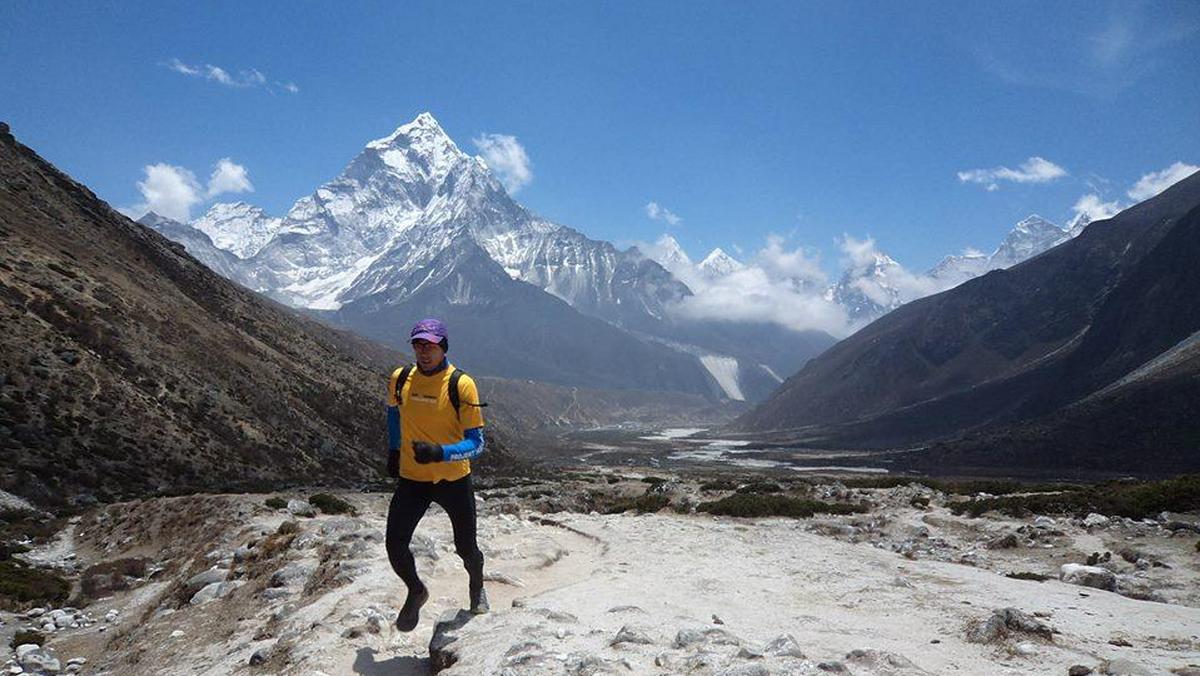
[{"left": 410, "top": 318, "right": 448, "bottom": 344}]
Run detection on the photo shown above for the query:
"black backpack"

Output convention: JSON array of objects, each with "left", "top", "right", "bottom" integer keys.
[{"left": 393, "top": 364, "right": 486, "bottom": 418}]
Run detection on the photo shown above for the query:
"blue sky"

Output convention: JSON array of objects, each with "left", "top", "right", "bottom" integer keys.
[{"left": 3, "top": 1, "right": 1198, "bottom": 277}]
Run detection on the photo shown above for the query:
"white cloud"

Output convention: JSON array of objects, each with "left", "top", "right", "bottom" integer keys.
[
  {"left": 472, "top": 133, "right": 533, "bottom": 194},
  {"left": 1127, "top": 162, "right": 1199, "bottom": 202},
  {"left": 958, "top": 156, "right": 1068, "bottom": 190},
  {"left": 1072, "top": 193, "right": 1121, "bottom": 221},
  {"left": 645, "top": 201, "right": 682, "bottom": 226},
  {"left": 644, "top": 233, "right": 847, "bottom": 335},
  {"left": 838, "top": 235, "right": 947, "bottom": 309},
  {"left": 164, "top": 58, "right": 296, "bottom": 93},
  {"left": 206, "top": 158, "right": 254, "bottom": 198},
  {"left": 128, "top": 163, "right": 203, "bottom": 222},
  {"left": 125, "top": 158, "right": 256, "bottom": 221}
]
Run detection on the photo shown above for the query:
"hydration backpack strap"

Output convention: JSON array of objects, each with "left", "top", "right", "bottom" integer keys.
[
  {"left": 449, "top": 368, "right": 463, "bottom": 417},
  {"left": 394, "top": 364, "right": 415, "bottom": 406}
]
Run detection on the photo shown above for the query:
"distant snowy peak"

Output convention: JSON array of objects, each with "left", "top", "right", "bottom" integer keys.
[
  {"left": 698, "top": 248, "right": 744, "bottom": 278},
  {"left": 832, "top": 249, "right": 904, "bottom": 322},
  {"left": 992, "top": 214, "right": 1067, "bottom": 266},
  {"left": 929, "top": 250, "right": 990, "bottom": 284},
  {"left": 1064, "top": 211, "right": 1092, "bottom": 239},
  {"left": 652, "top": 234, "right": 693, "bottom": 272},
  {"left": 191, "top": 202, "right": 282, "bottom": 259}
]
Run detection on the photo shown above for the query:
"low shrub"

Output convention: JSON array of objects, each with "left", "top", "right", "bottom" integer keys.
[
  {"left": 308, "top": 493, "right": 356, "bottom": 516},
  {"left": 699, "top": 479, "right": 738, "bottom": 492},
  {"left": 264, "top": 497, "right": 287, "bottom": 510},
  {"left": 276, "top": 520, "right": 300, "bottom": 535},
  {"left": 698, "top": 494, "right": 869, "bottom": 519},
  {"left": 0, "top": 561, "right": 70, "bottom": 610},
  {"left": 80, "top": 557, "right": 149, "bottom": 600},
  {"left": 1005, "top": 571, "right": 1050, "bottom": 582},
  {"left": 640, "top": 476, "right": 667, "bottom": 485},
  {"left": 9, "top": 629, "right": 44, "bottom": 649},
  {"left": 949, "top": 475, "right": 1200, "bottom": 520},
  {"left": 603, "top": 492, "right": 670, "bottom": 515},
  {"left": 735, "top": 481, "right": 784, "bottom": 495}
]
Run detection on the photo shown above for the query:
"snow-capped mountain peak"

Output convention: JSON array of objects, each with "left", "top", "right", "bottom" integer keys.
[
  {"left": 698, "top": 247, "right": 744, "bottom": 278},
  {"left": 191, "top": 201, "right": 282, "bottom": 259},
  {"left": 991, "top": 214, "right": 1069, "bottom": 267},
  {"left": 364, "top": 111, "right": 469, "bottom": 180}
]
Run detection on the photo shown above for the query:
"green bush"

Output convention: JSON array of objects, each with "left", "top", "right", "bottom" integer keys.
[
  {"left": 276, "top": 520, "right": 300, "bottom": 535},
  {"left": 699, "top": 479, "right": 738, "bottom": 491},
  {"left": 264, "top": 497, "right": 287, "bottom": 510},
  {"left": 10, "top": 629, "right": 44, "bottom": 649},
  {"left": 0, "top": 561, "right": 70, "bottom": 610},
  {"left": 735, "top": 481, "right": 784, "bottom": 495},
  {"left": 948, "top": 475, "right": 1200, "bottom": 520},
  {"left": 640, "top": 476, "right": 667, "bottom": 485},
  {"left": 698, "top": 494, "right": 869, "bottom": 519},
  {"left": 604, "top": 493, "right": 670, "bottom": 515},
  {"left": 307, "top": 493, "right": 356, "bottom": 516}
]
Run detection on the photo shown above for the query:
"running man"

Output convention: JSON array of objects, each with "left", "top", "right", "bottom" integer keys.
[{"left": 385, "top": 318, "right": 488, "bottom": 631}]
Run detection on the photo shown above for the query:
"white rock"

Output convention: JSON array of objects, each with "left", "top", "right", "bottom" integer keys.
[
  {"left": 24, "top": 608, "right": 45, "bottom": 619},
  {"left": 1082, "top": 513, "right": 1110, "bottom": 528},
  {"left": 17, "top": 646, "right": 60, "bottom": 674},
  {"left": 104, "top": 609, "right": 119, "bottom": 623},
  {"left": 190, "top": 581, "right": 243, "bottom": 605},
  {"left": 15, "top": 644, "right": 40, "bottom": 660},
  {"left": 170, "top": 629, "right": 185, "bottom": 638},
  {"left": 1015, "top": 641, "right": 1038, "bottom": 656},
  {"left": 1060, "top": 563, "right": 1117, "bottom": 591},
  {"left": 287, "top": 499, "right": 316, "bottom": 517}
]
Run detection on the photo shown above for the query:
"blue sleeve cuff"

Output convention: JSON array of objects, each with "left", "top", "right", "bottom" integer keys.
[
  {"left": 441, "top": 427, "right": 485, "bottom": 461},
  {"left": 387, "top": 406, "right": 400, "bottom": 451}
]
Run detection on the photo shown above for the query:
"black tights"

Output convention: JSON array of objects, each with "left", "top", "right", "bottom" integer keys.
[{"left": 385, "top": 475, "right": 483, "bottom": 593}]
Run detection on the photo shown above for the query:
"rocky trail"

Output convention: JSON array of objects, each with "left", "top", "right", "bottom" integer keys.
[{"left": 3, "top": 477, "right": 1199, "bottom": 675}]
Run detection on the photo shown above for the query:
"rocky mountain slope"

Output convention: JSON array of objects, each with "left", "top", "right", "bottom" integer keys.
[
  {"left": 143, "top": 114, "right": 833, "bottom": 402},
  {"left": 0, "top": 122, "right": 520, "bottom": 506},
  {"left": 732, "top": 169, "right": 1200, "bottom": 473}
]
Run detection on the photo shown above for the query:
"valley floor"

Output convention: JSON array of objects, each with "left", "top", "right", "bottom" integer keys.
[{"left": 4, "top": 474, "right": 1199, "bottom": 675}]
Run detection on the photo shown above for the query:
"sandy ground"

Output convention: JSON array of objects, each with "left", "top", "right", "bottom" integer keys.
[{"left": 4, "top": 483, "right": 1200, "bottom": 675}]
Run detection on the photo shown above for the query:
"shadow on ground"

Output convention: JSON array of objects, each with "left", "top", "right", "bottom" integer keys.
[{"left": 353, "top": 647, "right": 430, "bottom": 675}]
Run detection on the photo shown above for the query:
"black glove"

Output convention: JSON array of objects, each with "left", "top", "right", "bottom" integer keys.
[
  {"left": 386, "top": 449, "right": 399, "bottom": 478},
  {"left": 412, "top": 441, "right": 443, "bottom": 464}
]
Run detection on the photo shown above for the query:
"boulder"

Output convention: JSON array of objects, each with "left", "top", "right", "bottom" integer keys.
[
  {"left": 1061, "top": 564, "right": 1117, "bottom": 592},
  {"left": 185, "top": 567, "right": 227, "bottom": 593},
  {"left": 190, "top": 581, "right": 242, "bottom": 605},
  {"left": 286, "top": 499, "right": 315, "bottom": 518},
  {"left": 1082, "top": 513, "right": 1110, "bottom": 528}
]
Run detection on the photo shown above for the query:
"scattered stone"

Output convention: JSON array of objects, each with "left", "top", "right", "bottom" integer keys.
[
  {"left": 845, "top": 649, "right": 930, "bottom": 674},
  {"left": 818, "top": 662, "right": 849, "bottom": 673},
  {"left": 1015, "top": 641, "right": 1038, "bottom": 656},
  {"left": 1101, "top": 657, "right": 1153, "bottom": 675},
  {"left": 185, "top": 567, "right": 227, "bottom": 593},
  {"left": 1069, "top": 666, "right": 1093, "bottom": 676},
  {"left": 986, "top": 532, "right": 1020, "bottom": 549},
  {"left": 1109, "top": 638, "right": 1133, "bottom": 647},
  {"left": 270, "top": 561, "right": 315, "bottom": 588},
  {"left": 606, "top": 605, "right": 645, "bottom": 614},
  {"left": 1083, "top": 513, "right": 1111, "bottom": 528},
  {"left": 261, "top": 588, "right": 292, "bottom": 601},
  {"left": 286, "top": 499, "right": 316, "bottom": 518},
  {"left": 712, "top": 614, "right": 724, "bottom": 625},
  {"left": 674, "top": 627, "right": 741, "bottom": 648},
  {"left": 967, "top": 608, "right": 1055, "bottom": 644},
  {"left": 190, "top": 581, "right": 242, "bottom": 605},
  {"left": 482, "top": 571, "right": 525, "bottom": 587},
  {"left": 611, "top": 624, "right": 657, "bottom": 647},
  {"left": 17, "top": 645, "right": 60, "bottom": 674},
  {"left": 25, "top": 608, "right": 46, "bottom": 619},
  {"left": 170, "top": 629, "right": 185, "bottom": 638},
  {"left": 249, "top": 646, "right": 272, "bottom": 666},
  {"left": 1061, "top": 564, "right": 1118, "bottom": 592},
  {"left": 764, "top": 633, "right": 806, "bottom": 658}
]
